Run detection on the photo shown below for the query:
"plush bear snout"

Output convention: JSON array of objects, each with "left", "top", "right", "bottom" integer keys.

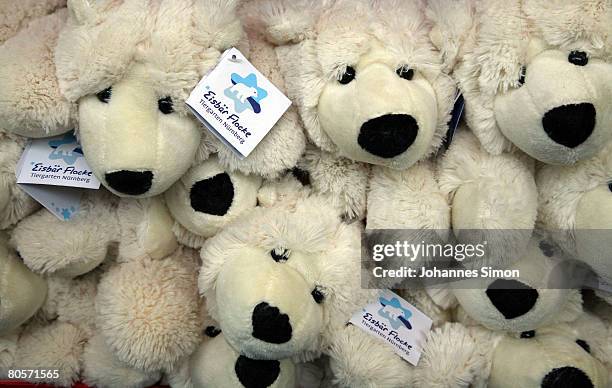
[
  {"left": 541, "top": 366, "right": 594, "bottom": 388},
  {"left": 358, "top": 114, "right": 419, "bottom": 158},
  {"left": 234, "top": 356, "right": 282, "bottom": 388},
  {"left": 542, "top": 103, "right": 596, "bottom": 149},
  {"left": 251, "top": 302, "right": 293, "bottom": 344},
  {"left": 485, "top": 279, "right": 539, "bottom": 319},
  {"left": 105, "top": 170, "right": 154, "bottom": 196},
  {"left": 190, "top": 173, "right": 235, "bottom": 216}
]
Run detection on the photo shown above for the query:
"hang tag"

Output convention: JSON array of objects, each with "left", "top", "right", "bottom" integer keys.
[
  {"left": 186, "top": 48, "right": 291, "bottom": 159},
  {"left": 349, "top": 290, "right": 432, "bottom": 366},
  {"left": 15, "top": 132, "right": 99, "bottom": 221}
]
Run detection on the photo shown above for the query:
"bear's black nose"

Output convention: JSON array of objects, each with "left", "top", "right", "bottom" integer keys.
[
  {"left": 251, "top": 302, "right": 292, "bottom": 344},
  {"left": 541, "top": 366, "right": 594, "bottom": 388},
  {"left": 485, "top": 279, "right": 539, "bottom": 319},
  {"left": 105, "top": 170, "right": 153, "bottom": 196},
  {"left": 235, "top": 356, "right": 281, "bottom": 388},
  {"left": 358, "top": 114, "right": 419, "bottom": 158},
  {"left": 189, "top": 173, "right": 234, "bottom": 216},
  {"left": 542, "top": 103, "right": 596, "bottom": 148}
]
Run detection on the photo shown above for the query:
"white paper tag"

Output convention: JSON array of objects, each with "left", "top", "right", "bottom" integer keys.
[
  {"left": 349, "top": 290, "right": 432, "bottom": 366},
  {"left": 186, "top": 47, "right": 291, "bottom": 159},
  {"left": 15, "top": 132, "right": 99, "bottom": 221},
  {"left": 16, "top": 132, "right": 100, "bottom": 189}
]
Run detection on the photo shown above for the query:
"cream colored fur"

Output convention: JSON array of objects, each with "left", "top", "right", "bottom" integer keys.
[
  {"left": 0, "top": 132, "right": 39, "bottom": 229},
  {"left": 0, "top": 9, "right": 75, "bottom": 138}
]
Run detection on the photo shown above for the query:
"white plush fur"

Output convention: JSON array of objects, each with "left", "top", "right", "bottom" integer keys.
[
  {"left": 0, "top": 0, "right": 66, "bottom": 44},
  {"left": 13, "top": 321, "right": 86, "bottom": 386},
  {"left": 0, "top": 9, "right": 75, "bottom": 138},
  {"left": 0, "top": 233, "right": 47, "bottom": 335},
  {"left": 327, "top": 324, "right": 415, "bottom": 388},
  {"left": 297, "top": 146, "right": 370, "bottom": 221},
  {"left": 82, "top": 333, "right": 162, "bottom": 388},
  {"left": 537, "top": 143, "right": 612, "bottom": 270},
  {"left": 0, "top": 132, "right": 39, "bottom": 229},
  {"left": 430, "top": 0, "right": 612, "bottom": 164},
  {"left": 165, "top": 156, "right": 262, "bottom": 248},
  {"left": 96, "top": 250, "right": 202, "bottom": 372},
  {"left": 116, "top": 197, "right": 178, "bottom": 261},
  {"left": 415, "top": 323, "right": 491, "bottom": 388},
  {"left": 439, "top": 129, "right": 537, "bottom": 265},
  {"left": 199, "top": 194, "right": 375, "bottom": 362},
  {"left": 54, "top": 0, "right": 244, "bottom": 197},
  {"left": 367, "top": 161, "right": 450, "bottom": 229},
  {"left": 12, "top": 190, "right": 118, "bottom": 277}
]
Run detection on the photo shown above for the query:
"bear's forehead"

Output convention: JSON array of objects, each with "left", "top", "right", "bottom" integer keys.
[
  {"left": 523, "top": 0, "right": 610, "bottom": 57},
  {"left": 58, "top": 1, "right": 235, "bottom": 101}
]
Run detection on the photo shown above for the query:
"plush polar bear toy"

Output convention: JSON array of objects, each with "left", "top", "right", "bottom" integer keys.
[
  {"left": 537, "top": 142, "right": 612, "bottom": 304},
  {"left": 253, "top": 0, "right": 455, "bottom": 224},
  {"left": 429, "top": 0, "right": 612, "bottom": 165},
  {"left": 198, "top": 189, "right": 379, "bottom": 366},
  {"left": 47, "top": 0, "right": 247, "bottom": 197},
  {"left": 417, "top": 313, "right": 612, "bottom": 388}
]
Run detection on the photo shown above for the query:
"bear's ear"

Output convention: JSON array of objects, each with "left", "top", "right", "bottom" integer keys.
[
  {"left": 426, "top": 0, "right": 476, "bottom": 72},
  {"left": 193, "top": 0, "right": 244, "bottom": 51},
  {"left": 254, "top": 0, "right": 328, "bottom": 45},
  {"left": 0, "top": 9, "right": 76, "bottom": 138}
]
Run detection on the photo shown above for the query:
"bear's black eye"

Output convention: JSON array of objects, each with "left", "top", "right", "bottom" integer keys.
[
  {"left": 396, "top": 66, "right": 414, "bottom": 81},
  {"left": 520, "top": 330, "right": 536, "bottom": 339},
  {"left": 311, "top": 286, "right": 325, "bottom": 304},
  {"left": 270, "top": 248, "right": 290, "bottom": 263},
  {"left": 568, "top": 51, "right": 588, "bottom": 66},
  {"left": 607, "top": 181, "right": 612, "bottom": 192},
  {"left": 158, "top": 96, "right": 174, "bottom": 114},
  {"left": 576, "top": 339, "right": 591, "bottom": 353},
  {"left": 204, "top": 326, "right": 221, "bottom": 338},
  {"left": 96, "top": 87, "right": 112, "bottom": 103},
  {"left": 338, "top": 66, "right": 356, "bottom": 84},
  {"left": 517, "top": 66, "right": 526, "bottom": 87}
]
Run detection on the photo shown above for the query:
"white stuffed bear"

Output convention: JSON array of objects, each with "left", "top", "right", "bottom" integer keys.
[
  {"left": 417, "top": 313, "right": 612, "bottom": 388},
  {"left": 198, "top": 189, "right": 379, "bottom": 369},
  {"left": 428, "top": 0, "right": 612, "bottom": 165},
  {"left": 254, "top": 0, "right": 456, "bottom": 225},
  {"left": 46, "top": 0, "right": 244, "bottom": 197},
  {"left": 537, "top": 142, "right": 612, "bottom": 304}
]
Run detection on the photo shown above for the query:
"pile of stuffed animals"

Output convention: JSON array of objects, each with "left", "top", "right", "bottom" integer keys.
[{"left": 0, "top": 0, "right": 610, "bottom": 387}]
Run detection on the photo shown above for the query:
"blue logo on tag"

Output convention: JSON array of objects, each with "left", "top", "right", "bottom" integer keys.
[
  {"left": 378, "top": 296, "right": 413, "bottom": 330},
  {"left": 48, "top": 133, "right": 83, "bottom": 165},
  {"left": 224, "top": 73, "right": 268, "bottom": 114}
]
